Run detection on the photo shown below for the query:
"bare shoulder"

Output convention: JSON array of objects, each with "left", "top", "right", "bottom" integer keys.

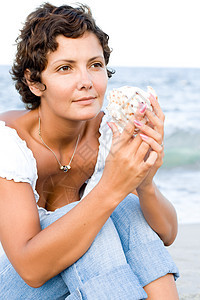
[{"left": 0, "top": 110, "right": 28, "bottom": 123}]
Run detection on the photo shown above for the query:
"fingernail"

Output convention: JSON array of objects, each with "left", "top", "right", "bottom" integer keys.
[
  {"left": 134, "top": 119, "right": 143, "bottom": 127},
  {"left": 149, "top": 93, "right": 157, "bottom": 101},
  {"left": 140, "top": 133, "right": 148, "bottom": 140},
  {"left": 139, "top": 103, "right": 147, "bottom": 113}
]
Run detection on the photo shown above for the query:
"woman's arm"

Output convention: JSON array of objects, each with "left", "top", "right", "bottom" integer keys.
[
  {"left": 0, "top": 119, "right": 157, "bottom": 288},
  {"left": 136, "top": 181, "right": 178, "bottom": 246},
  {"left": 0, "top": 178, "right": 118, "bottom": 288},
  {"left": 133, "top": 94, "right": 178, "bottom": 246}
]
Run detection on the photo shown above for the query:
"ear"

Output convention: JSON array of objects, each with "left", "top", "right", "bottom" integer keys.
[{"left": 24, "top": 69, "right": 46, "bottom": 97}]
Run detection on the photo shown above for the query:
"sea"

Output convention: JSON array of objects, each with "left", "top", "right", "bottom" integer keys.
[{"left": 0, "top": 65, "right": 200, "bottom": 225}]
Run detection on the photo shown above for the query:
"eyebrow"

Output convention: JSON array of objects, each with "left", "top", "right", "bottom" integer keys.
[
  {"left": 88, "top": 55, "right": 104, "bottom": 62},
  {"left": 52, "top": 55, "right": 104, "bottom": 66}
]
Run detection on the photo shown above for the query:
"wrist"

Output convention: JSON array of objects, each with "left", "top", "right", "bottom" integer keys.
[
  {"left": 136, "top": 180, "right": 155, "bottom": 197},
  {"left": 97, "top": 177, "right": 126, "bottom": 208}
]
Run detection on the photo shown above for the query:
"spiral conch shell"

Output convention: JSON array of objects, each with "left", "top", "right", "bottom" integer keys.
[{"left": 107, "top": 86, "right": 157, "bottom": 133}]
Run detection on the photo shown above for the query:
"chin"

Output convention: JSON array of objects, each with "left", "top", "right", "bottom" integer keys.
[
  {"left": 78, "top": 112, "right": 99, "bottom": 121},
  {"left": 75, "top": 106, "right": 102, "bottom": 121}
]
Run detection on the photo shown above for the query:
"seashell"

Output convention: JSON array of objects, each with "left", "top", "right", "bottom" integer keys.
[{"left": 107, "top": 86, "right": 157, "bottom": 133}]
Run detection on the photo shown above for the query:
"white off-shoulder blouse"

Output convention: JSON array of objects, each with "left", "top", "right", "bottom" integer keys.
[{"left": 0, "top": 111, "right": 112, "bottom": 204}]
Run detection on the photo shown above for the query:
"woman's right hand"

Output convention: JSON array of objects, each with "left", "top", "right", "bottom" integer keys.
[{"left": 100, "top": 119, "right": 158, "bottom": 201}]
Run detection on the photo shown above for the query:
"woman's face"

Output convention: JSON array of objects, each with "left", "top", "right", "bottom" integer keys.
[{"left": 39, "top": 31, "right": 108, "bottom": 121}]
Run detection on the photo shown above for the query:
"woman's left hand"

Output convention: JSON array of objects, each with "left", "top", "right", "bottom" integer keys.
[{"left": 133, "top": 93, "right": 165, "bottom": 190}]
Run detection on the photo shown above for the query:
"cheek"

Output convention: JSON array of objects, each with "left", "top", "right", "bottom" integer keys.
[
  {"left": 47, "top": 81, "right": 73, "bottom": 99},
  {"left": 95, "top": 74, "right": 108, "bottom": 95}
]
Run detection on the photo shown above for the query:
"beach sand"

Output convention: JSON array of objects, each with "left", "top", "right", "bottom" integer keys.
[{"left": 1, "top": 223, "right": 200, "bottom": 298}]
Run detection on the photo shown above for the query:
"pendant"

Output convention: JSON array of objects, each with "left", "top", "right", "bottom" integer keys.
[{"left": 60, "top": 165, "right": 71, "bottom": 172}]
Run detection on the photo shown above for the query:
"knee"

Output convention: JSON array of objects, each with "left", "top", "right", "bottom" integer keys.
[
  {"left": 92, "top": 218, "right": 125, "bottom": 257},
  {"left": 63, "top": 218, "right": 127, "bottom": 278},
  {"left": 112, "top": 193, "right": 143, "bottom": 221},
  {"left": 123, "top": 193, "right": 141, "bottom": 212},
  {"left": 111, "top": 194, "right": 159, "bottom": 244}
]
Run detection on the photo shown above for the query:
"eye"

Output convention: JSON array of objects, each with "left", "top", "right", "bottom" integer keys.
[
  {"left": 91, "top": 62, "right": 104, "bottom": 68},
  {"left": 58, "top": 65, "right": 71, "bottom": 72}
]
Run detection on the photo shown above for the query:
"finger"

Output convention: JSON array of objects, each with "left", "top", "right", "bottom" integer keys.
[
  {"left": 134, "top": 139, "right": 150, "bottom": 162},
  {"left": 145, "top": 109, "right": 164, "bottom": 136},
  {"left": 134, "top": 119, "right": 163, "bottom": 141},
  {"left": 134, "top": 103, "right": 147, "bottom": 121},
  {"left": 127, "top": 131, "right": 143, "bottom": 154},
  {"left": 149, "top": 93, "right": 165, "bottom": 121},
  {"left": 140, "top": 133, "right": 163, "bottom": 153},
  {"left": 121, "top": 117, "right": 136, "bottom": 141},
  {"left": 107, "top": 122, "right": 123, "bottom": 156},
  {"left": 144, "top": 150, "right": 158, "bottom": 167},
  {"left": 107, "top": 122, "right": 120, "bottom": 139}
]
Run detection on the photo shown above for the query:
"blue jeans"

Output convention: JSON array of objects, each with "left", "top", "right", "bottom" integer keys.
[{"left": 0, "top": 194, "right": 179, "bottom": 300}]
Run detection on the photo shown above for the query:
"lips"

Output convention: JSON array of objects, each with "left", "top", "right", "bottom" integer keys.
[
  {"left": 74, "top": 96, "right": 96, "bottom": 102},
  {"left": 73, "top": 96, "right": 96, "bottom": 105}
]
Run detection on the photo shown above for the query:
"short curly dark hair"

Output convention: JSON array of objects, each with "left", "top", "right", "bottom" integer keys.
[{"left": 11, "top": 2, "right": 114, "bottom": 110}]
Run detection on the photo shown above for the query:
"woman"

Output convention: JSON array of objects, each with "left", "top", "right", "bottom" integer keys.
[{"left": 0, "top": 3, "right": 179, "bottom": 299}]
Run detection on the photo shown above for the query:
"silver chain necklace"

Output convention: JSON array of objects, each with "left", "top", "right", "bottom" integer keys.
[{"left": 38, "top": 117, "right": 80, "bottom": 172}]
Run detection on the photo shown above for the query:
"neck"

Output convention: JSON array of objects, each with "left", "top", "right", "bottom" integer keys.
[{"left": 38, "top": 108, "right": 85, "bottom": 149}]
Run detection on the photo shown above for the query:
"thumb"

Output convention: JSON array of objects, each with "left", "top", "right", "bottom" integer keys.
[
  {"left": 145, "top": 150, "right": 158, "bottom": 166},
  {"left": 107, "top": 122, "right": 120, "bottom": 139}
]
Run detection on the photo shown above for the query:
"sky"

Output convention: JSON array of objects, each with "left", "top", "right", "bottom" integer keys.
[{"left": 1, "top": 0, "right": 200, "bottom": 68}]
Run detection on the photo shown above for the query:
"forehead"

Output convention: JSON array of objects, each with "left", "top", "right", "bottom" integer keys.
[{"left": 46, "top": 32, "right": 104, "bottom": 63}]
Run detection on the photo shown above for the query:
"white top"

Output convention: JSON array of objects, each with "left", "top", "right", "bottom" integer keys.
[
  {"left": 0, "top": 110, "right": 113, "bottom": 204},
  {"left": 82, "top": 110, "right": 112, "bottom": 198},
  {"left": 0, "top": 121, "right": 39, "bottom": 202}
]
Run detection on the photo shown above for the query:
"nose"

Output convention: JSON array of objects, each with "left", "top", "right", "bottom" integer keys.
[{"left": 77, "top": 69, "right": 93, "bottom": 90}]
